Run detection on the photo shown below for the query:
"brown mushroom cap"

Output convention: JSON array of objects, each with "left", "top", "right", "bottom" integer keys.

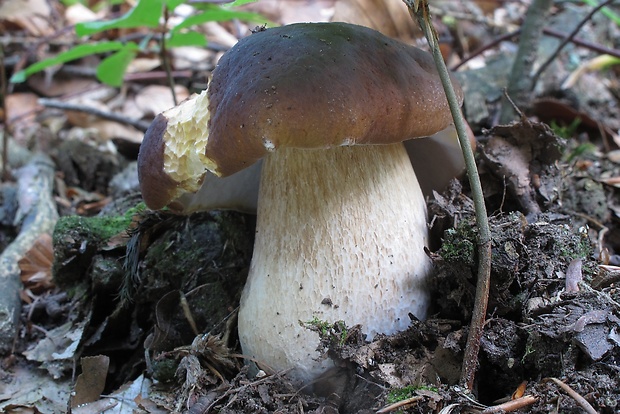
[
  {"left": 138, "top": 22, "right": 462, "bottom": 209},
  {"left": 207, "top": 22, "right": 462, "bottom": 176}
]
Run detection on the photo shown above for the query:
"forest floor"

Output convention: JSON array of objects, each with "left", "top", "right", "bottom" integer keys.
[{"left": 1, "top": 0, "right": 620, "bottom": 413}]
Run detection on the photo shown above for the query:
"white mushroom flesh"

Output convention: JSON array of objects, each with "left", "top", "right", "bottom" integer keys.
[{"left": 238, "top": 142, "right": 431, "bottom": 384}]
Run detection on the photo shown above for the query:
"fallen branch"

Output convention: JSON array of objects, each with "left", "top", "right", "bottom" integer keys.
[
  {"left": 38, "top": 98, "right": 151, "bottom": 132},
  {"left": 0, "top": 153, "right": 58, "bottom": 353}
]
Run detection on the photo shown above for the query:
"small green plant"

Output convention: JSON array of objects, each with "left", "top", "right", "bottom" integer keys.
[
  {"left": 334, "top": 320, "right": 348, "bottom": 346},
  {"left": 386, "top": 385, "right": 439, "bottom": 404},
  {"left": 565, "top": 142, "right": 597, "bottom": 163},
  {"left": 550, "top": 118, "right": 581, "bottom": 140},
  {"left": 11, "top": 0, "right": 265, "bottom": 87},
  {"left": 304, "top": 316, "right": 332, "bottom": 337},
  {"left": 302, "top": 317, "right": 349, "bottom": 346}
]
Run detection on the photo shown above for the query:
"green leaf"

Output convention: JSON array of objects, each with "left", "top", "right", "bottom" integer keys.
[
  {"left": 10, "top": 41, "right": 130, "bottom": 83},
  {"left": 164, "top": 0, "right": 185, "bottom": 10},
  {"left": 167, "top": 31, "right": 207, "bottom": 48},
  {"left": 96, "top": 46, "right": 138, "bottom": 86},
  {"left": 172, "top": 8, "right": 264, "bottom": 32},
  {"left": 76, "top": 0, "right": 164, "bottom": 36},
  {"left": 229, "top": 0, "right": 259, "bottom": 7}
]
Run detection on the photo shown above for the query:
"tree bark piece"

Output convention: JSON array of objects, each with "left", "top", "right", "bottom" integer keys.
[
  {"left": 500, "top": 0, "right": 554, "bottom": 123},
  {"left": 0, "top": 153, "right": 58, "bottom": 352}
]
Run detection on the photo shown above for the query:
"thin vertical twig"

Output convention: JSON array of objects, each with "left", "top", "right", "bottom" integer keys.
[
  {"left": 403, "top": 0, "right": 492, "bottom": 391},
  {"left": 160, "top": 6, "right": 178, "bottom": 106},
  {"left": 0, "top": 43, "right": 8, "bottom": 180}
]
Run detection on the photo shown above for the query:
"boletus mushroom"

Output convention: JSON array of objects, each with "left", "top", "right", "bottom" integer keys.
[{"left": 138, "top": 22, "right": 463, "bottom": 384}]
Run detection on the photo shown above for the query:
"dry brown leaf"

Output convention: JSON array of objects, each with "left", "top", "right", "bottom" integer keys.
[
  {"left": 64, "top": 3, "right": 101, "bottom": 25},
  {"left": 241, "top": 0, "right": 334, "bottom": 25},
  {"left": 599, "top": 176, "right": 620, "bottom": 188},
  {"left": 71, "top": 356, "right": 110, "bottom": 408},
  {"left": 134, "top": 85, "right": 190, "bottom": 118},
  {"left": 332, "top": 0, "right": 419, "bottom": 42},
  {"left": 18, "top": 233, "right": 55, "bottom": 296},
  {"left": 126, "top": 57, "right": 162, "bottom": 74},
  {"left": 0, "top": 0, "right": 54, "bottom": 36},
  {"left": 27, "top": 74, "right": 99, "bottom": 98},
  {"left": 90, "top": 120, "right": 143, "bottom": 141},
  {"left": 512, "top": 380, "right": 528, "bottom": 399},
  {"left": 5, "top": 93, "right": 41, "bottom": 126},
  {"left": 64, "top": 99, "right": 111, "bottom": 127},
  {"left": 171, "top": 46, "right": 213, "bottom": 70},
  {"left": 532, "top": 98, "right": 619, "bottom": 145}
]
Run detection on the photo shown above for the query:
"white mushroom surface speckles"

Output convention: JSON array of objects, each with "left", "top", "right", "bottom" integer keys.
[{"left": 238, "top": 142, "right": 430, "bottom": 383}]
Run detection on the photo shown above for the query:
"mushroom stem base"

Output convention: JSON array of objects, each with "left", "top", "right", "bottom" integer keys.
[{"left": 238, "top": 142, "right": 431, "bottom": 384}]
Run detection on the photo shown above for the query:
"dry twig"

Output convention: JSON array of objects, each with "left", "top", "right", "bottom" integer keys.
[
  {"left": 544, "top": 377, "right": 598, "bottom": 414},
  {"left": 403, "top": 0, "right": 492, "bottom": 391},
  {"left": 38, "top": 98, "right": 151, "bottom": 131},
  {"left": 481, "top": 395, "right": 538, "bottom": 413}
]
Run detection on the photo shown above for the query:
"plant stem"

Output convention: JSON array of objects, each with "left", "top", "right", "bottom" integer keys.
[
  {"left": 161, "top": 6, "right": 178, "bottom": 106},
  {"left": 403, "top": 0, "right": 492, "bottom": 391}
]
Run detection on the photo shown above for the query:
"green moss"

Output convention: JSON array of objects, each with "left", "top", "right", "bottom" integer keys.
[
  {"left": 53, "top": 214, "right": 132, "bottom": 246},
  {"left": 151, "top": 358, "right": 179, "bottom": 383},
  {"left": 439, "top": 222, "right": 477, "bottom": 265},
  {"left": 555, "top": 225, "right": 592, "bottom": 261}
]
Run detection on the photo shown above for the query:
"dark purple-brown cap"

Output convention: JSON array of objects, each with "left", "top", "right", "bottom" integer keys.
[{"left": 138, "top": 22, "right": 462, "bottom": 209}]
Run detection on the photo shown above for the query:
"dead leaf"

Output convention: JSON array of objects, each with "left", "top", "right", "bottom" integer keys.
[
  {"left": 71, "top": 356, "right": 110, "bottom": 408},
  {"left": 18, "top": 233, "right": 55, "bottom": 297},
  {"left": 332, "top": 0, "right": 419, "bottom": 41},
  {"left": 531, "top": 98, "right": 619, "bottom": 146},
  {"left": 27, "top": 74, "right": 99, "bottom": 98},
  {"left": 565, "top": 258, "right": 582, "bottom": 293},
  {"left": 481, "top": 136, "right": 540, "bottom": 214},
  {"left": 512, "top": 380, "right": 527, "bottom": 399},
  {"left": 0, "top": 0, "right": 54, "bottom": 36},
  {"left": 134, "top": 85, "right": 190, "bottom": 118},
  {"left": 126, "top": 57, "right": 163, "bottom": 74},
  {"left": 599, "top": 176, "right": 620, "bottom": 188},
  {"left": 5, "top": 93, "right": 41, "bottom": 126},
  {"left": 64, "top": 3, "right": 101, "bottom": 25}
]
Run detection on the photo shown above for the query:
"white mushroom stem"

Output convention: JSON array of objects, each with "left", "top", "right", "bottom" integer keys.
[{"left": 238, "top": 142, "right": 431, "bottom": 384}]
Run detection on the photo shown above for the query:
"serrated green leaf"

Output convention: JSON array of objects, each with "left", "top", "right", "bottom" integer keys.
[
  {"left": 10, "top": 41, "right": 131, "bottom": 83},
  {"left": 167, "top": 31, "right": 207, "bottom": 48},
  {"left": 96, "top": 47, "right": 137, "bottom": 87},
  {"left": 76, "top": 0, "right": 164, "bottom": 36},
  {"left": 172, "top": 8, "right": 264, "bottom": 32}
]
